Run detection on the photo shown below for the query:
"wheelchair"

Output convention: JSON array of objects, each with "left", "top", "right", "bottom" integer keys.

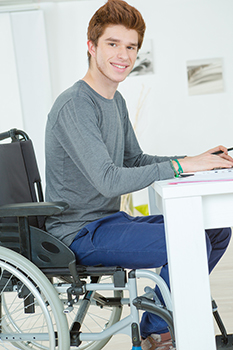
[
  {"left": 0, "top": 128, "right": 174, "bottom": 350},
  {"left": 0, "top": 129, "right": 231, "bottom": 350}
]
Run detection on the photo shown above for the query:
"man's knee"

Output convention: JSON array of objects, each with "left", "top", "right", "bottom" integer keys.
[
  {"left": 219, "top": 227, "right": 232, "bottom": 248},
  {"left": 206, "top": 227, "right": 232, "bottom": 248}
]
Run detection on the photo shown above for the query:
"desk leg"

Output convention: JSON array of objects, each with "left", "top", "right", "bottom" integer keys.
[{"left": 163, "top": 195, "right": 216, "bottom": 350}]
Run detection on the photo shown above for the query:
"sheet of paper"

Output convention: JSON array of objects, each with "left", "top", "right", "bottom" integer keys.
[{"left": 169, "top": 168, "right": 233, "bottom": 185}]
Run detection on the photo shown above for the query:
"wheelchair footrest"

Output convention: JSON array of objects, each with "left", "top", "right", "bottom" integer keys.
[
  {"left": 216, "top": 334, "right": 233, "bottom": 349},
  {"left": 133, "top": 296, "right": 175, "bottom": 348},
  {"left": 133, "top": 296, "right": 173, "bottom": 329}
]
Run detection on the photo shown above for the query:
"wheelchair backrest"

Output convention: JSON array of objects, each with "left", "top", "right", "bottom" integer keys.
[
  {"left": 0, "top": 129, "right": 77, "bottom": 273},
  {"left": 0, "top": 129, "right": 44, "bottom": 228}
]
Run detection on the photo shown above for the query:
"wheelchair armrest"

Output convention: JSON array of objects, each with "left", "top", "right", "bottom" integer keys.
[{"left": 0, "top": 202, "right": 69, "bottom": 218}]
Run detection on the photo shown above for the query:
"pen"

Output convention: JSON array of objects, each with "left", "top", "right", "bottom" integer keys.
[{"left": 213, "top": 147, "right": 233, "bottom": 155}]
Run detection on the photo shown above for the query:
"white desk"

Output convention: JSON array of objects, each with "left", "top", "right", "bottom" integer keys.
[{"left": 150, "top": 176, "right": 233, "bottom": 350}]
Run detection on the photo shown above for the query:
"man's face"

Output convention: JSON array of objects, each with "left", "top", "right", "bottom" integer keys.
[{"left": 89, "top": 25, "right": 139, "bottom": 86}]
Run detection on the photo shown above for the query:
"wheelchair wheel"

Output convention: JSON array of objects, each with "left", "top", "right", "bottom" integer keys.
[
  {"left": 0, "top": 246, "right": 70, "bottom": 350},
  {"left": 58, "top": 276, "right": 123, "bottom": 350}
]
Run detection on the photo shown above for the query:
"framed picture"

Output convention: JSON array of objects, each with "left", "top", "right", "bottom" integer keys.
[{"left": 187, "top": 58, "right": 224, "bottom": 96}]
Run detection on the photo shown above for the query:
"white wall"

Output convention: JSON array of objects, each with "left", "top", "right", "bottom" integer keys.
[
  {"left": 1, "top": 0, "right": 233, "bottom": 204},
  {"left": 0, "top": 13, "right": 24, "bottom": 131},
  {"left": 0, "top": 9, "right": 51, "bottom": 184},
  {"left": 11, "top": 10, "right": 52, "bottom": 182}
]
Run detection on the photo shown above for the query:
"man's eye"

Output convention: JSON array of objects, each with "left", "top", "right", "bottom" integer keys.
[
  {"left": 127, "top": 46, "right": 136, "bottom": 50},
  {"left": 109, "top": 43, "right": 116, "bottom": 47}
]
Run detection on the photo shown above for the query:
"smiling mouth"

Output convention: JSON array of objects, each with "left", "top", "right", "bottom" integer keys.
[{"left": 111, "top": 63, "right": 128, "bottom": 69}]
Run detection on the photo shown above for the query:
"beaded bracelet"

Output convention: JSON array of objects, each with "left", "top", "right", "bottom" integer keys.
[
  {"left": 170, "top": 159, "right": 179, "bottom": 178},
  {"left": 174, "top": 159, "right": 183, "bottom": 174}
]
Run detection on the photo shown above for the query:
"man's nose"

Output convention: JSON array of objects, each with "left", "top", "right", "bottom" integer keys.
[{"left": 117, "top": 46, "right": 129, "bottom": 59}]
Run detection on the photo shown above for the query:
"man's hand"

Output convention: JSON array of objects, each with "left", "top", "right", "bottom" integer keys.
[{"left": 175, "top": 146, "right": 233, "bottom": 173}]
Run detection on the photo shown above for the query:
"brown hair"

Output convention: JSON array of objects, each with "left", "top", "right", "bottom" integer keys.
[{"left": 87, "top": 0, "right": 146, "bottom": 63}]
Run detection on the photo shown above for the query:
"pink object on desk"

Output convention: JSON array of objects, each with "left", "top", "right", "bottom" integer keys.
[{"left": 169, "top": 179, "right": 233, "bottom": 185}]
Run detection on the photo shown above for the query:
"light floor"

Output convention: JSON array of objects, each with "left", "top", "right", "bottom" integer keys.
[{"left": 103, "top": 232, "right": 233, "bottom": 350}]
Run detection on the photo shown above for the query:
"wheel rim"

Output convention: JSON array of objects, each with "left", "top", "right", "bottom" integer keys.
[
  {"left": 0, "top": 260, "right": 55, "bottom": 349},
  {"left": 0, "top": 247, "right": 69, "bottom": 350}
]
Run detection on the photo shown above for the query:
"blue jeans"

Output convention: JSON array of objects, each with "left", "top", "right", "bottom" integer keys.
[{"left": 69, "top": 211, "right": 231, "bottom": 338}]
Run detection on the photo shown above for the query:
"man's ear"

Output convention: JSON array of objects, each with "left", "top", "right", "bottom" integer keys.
[{"left": 87, "top": 40, "right": 96, "bottom": 58}]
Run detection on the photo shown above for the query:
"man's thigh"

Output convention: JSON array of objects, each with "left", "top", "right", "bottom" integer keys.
[{"left": 70, "top": 212, "right": 168, "bottom": 269}]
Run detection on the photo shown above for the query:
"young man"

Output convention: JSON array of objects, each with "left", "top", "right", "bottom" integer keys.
[{"left": 45, "top": 1, "right": 233, "bottom": 349}]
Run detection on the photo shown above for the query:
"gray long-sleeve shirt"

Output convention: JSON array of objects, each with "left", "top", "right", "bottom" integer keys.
[{"left": 45, "top": 80, "right": 175, "bottom": 246}]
